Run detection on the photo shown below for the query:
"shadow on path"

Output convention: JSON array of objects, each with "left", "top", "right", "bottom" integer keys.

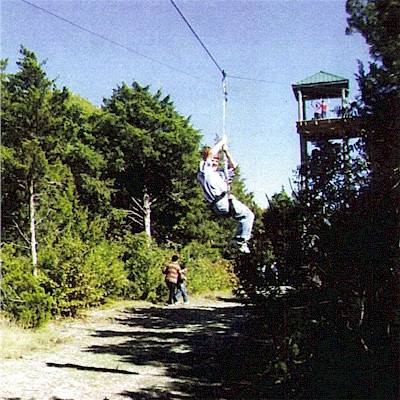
[
  {"left": 87, "top": 297, "right": 273, "bottom": 399},
  {"left": 46, "top": 362, "right": 138, "bottom": 375}
]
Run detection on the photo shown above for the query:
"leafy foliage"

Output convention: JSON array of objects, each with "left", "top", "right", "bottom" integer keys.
[
  {"left": 122, "top": 233, "right": 169, "bottom": 302},
  {"left": 39, "top": 235, "right": 129, "bottom": 317},
  {"left": 262, "top": 191, "right": 305, "bottom": 287},
  {"left": 232, "top": 3, "right": 400, "bottom": 396},
  {"left": 180, "top": 241, "right": 238, "bottom": 293},
  {"left": 346, "top": 1, "right": 400, "bottom": 394},
  {"left": 1, "top": 48, "right": 240, "bottom": 325},
  {"left": 1, "top": 244, "right": 52, "bottom": 328},
  {"left": 122, "top": 234, "right": 237, "bottom": 302}
]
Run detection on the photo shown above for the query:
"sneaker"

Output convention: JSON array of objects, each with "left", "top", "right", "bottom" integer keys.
[{"left": 230, "top": 239, "right": 250, "bottom": 254}]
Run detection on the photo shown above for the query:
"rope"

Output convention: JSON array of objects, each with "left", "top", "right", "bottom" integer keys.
[
  {"left": 21, "top": 0, "right": 285, "bottom": 86},
  {"left": 222, "top": 70, "right": 227, "bottom": 137},
  {"left": 221, "top": 70, "right": 230, "bottom": 187}
]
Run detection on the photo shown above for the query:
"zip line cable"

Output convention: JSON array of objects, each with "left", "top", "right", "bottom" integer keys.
[
  {"left": 169, "top": 0, "right": 224, "bottom": 75},
  {"left": 20, "top": 0, "right": 280, "bottom": 155},
  {"left": 229, "top": 74, "right": 286, "bottom": 85},
  {"left": 19, "top": 0, "right": 208, "bottom": 82},
  {"left": 169, "top": 0, "right": 287, "bottom": 86},
  {"left": 168, "top": 0, "right": 257, "bottom": 192},
  {"left": 170, "top": 0, "right": 232, "bottom": 186},
  {"left": 20, "top": 0, "right": 284, "bottom": 86},
  {"left": 168, "top": 1, "right": 227, "bottom": 133}
]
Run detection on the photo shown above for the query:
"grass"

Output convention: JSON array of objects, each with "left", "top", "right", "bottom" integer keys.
[
  {"left": 0, "top": 315, "right": 68, "bottom": 359},
  {"left": 0, "top": 299, "right": 149, "bottom": 360}
]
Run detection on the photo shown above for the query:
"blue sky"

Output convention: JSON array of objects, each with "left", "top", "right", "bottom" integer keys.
[{"left": 2, "top": 0, "right": 371, "bottom": 208}]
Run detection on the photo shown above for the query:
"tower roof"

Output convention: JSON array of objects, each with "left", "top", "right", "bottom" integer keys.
[{"left": 292, "top": 71, "right": 349, "bottom": 100}]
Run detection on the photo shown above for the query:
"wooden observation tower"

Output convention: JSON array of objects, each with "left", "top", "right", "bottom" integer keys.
[{"left": 292, "top": 71, "right": 363, "bottom": 176}]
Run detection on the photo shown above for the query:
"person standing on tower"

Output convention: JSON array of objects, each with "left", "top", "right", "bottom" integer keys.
[{"left": 320, "top": 100, "right": 328, "bottom": 118}]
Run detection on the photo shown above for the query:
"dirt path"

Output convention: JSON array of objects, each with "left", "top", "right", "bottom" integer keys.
[{"left": 1, "top": 295, "right": 271, "bottom": 400}]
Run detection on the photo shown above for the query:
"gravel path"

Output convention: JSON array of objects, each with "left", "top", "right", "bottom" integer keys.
[{"left": 1, "top": 295, "right": 271, "bottom": 400}]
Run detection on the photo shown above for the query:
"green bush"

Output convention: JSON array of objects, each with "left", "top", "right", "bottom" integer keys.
[
  {"left": 1, "top": 244, "right": 52, "bottom": 329},
  {"left": 122, "top": 233, "right": 169, "bottom": 302},
  {"left": 39, "top": 236, "right": 129, "bottom": 316},
  {"left": 180, "top": 241, "right": 237, "bottom": 294},
  {"left": 122, "top": 236, "right": 236, "bottom": 302}
]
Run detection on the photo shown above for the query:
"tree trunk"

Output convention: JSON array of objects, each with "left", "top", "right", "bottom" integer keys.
[
  {"left": 143, "top": 190, "right": 151, "bottom": 239},
  {"left": 29, "top": 180, "right": 38, "bottom": 277}
]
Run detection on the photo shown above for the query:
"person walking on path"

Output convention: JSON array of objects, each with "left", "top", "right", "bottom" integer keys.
[
  {"left": 197, "top": 134, "right": 254, "bottom": 253},
  {"left": 162, "top": 255, "right": 182, "bottom": 305},
  {"left": 175, "top": 266, "right": 189, "bottom": 304}
]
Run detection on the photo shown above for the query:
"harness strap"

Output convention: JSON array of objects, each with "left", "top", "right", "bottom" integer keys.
[{"left": 210, "top": 191, "right": 227, "bottom": 207}]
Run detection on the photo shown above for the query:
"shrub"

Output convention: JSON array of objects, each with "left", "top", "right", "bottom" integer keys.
[
  {"left": 180, "top": 241, "right": 237, "bottom": 294},
  {"left": 0, "top": 244, "right": 52, "bottom": 329},
  {"left": 122, "top": 236, "right": 236, "bottom": 302},
  {"left": 122, "top": 233, "right": 169, "bottom": 302},
  {"left": 39, "top": 236, "right": 129, "bottom": 317}
]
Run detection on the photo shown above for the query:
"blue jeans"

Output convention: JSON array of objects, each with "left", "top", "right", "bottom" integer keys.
[
  {"left": 175, "top": 282, "right": 189, "bottom": 303},
  {"left": 212, "top": 195, "right": 254, "bottom": 241}
]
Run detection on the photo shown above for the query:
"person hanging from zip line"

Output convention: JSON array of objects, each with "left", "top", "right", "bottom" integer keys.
[{"left": 197, "top": 134, "right": 254, "bottom": 253}]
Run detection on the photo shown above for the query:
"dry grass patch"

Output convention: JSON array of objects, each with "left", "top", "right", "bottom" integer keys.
[
  {"left": 0, "top": 315, "right": 67, "bottom": 359},
  {"left": 0, "top": 299, "right": 152, "bottom": 360}
]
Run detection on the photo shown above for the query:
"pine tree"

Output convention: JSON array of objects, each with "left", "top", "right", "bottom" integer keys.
[
  {"left": 92, "top": 82, "right": 202, "bottom": 242},
  {"left": 1, "top": 47, "right": 71, "bottom": 271},
  {"left": 345, "top": 2, "right": 399, "bottom": 395}
]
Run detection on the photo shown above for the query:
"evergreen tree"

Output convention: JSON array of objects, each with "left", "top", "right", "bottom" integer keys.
[
  {"left": 92, "top": 82, "right": 203, "bottom": 242},
  {"left": 346, "top": 0, "right": 400, "bottom": 195},
  {"left": 2, "top": 48, "right": 113, "bottom": 250},
  {"left": 262, "top": 191, "right": 304, "bottom": 286},
  {"left": 1, "top": 47, "right": 77, "bottom": 264},
  {"left": 63, "top": 93, "right": 114, "bottom": 220},
  {"left": 346, "top": 1, "right": 400, "bottom": 392},
  {"left": 1, "top": 48, "right": 129, "bottom": 321}
]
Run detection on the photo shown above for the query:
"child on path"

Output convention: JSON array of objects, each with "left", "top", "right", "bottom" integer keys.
[
  {"left": 175, "top": 266, "right": 189, "bottom": 304},
  {"left": 162, "top": 255, "right": 182, "bottom": 305}
]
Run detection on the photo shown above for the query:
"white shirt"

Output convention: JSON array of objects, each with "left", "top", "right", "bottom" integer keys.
[{"left": 197, "top": 160, "right": 229, "bottom": 203}]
